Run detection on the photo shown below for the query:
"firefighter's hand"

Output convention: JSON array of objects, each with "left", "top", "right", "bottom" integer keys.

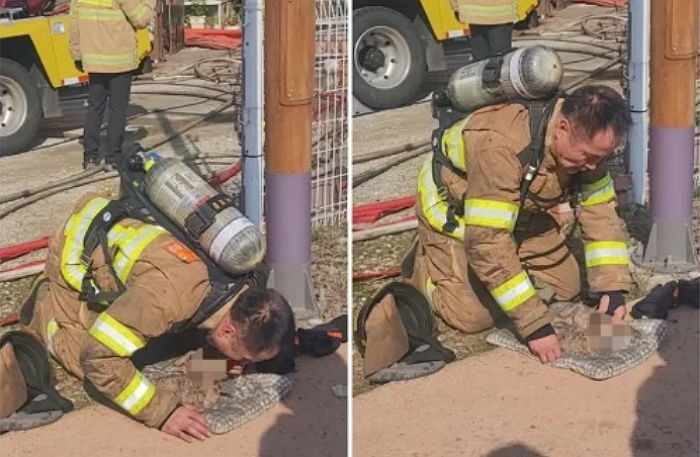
[
  {"left": 74, "top": 60, "right": 84, "bottom": 73},
  {"left": 527, "top": 334, "right": 562, "bottom": 363},
  {"left": 597, "top": 293, "right": 627, "bottom": 324},
  {"left": 161, "top": 405, "right": 212, "bottom": 443}
]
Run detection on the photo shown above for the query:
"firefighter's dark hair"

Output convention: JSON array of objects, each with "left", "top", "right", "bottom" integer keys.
[
  {"left": 230, "top": 288, "right": 295, "bottom": 354},
  {"left": 561, "top": 85, "right": 631, "bottom": 142}
]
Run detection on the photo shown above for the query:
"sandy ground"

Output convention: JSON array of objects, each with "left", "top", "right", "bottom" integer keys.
[
  {"left": 1, "top": 345, "right": 348, "bottom": 457},
  {"left": 353, "top": 309, "right": 699, "bottom": 457}
]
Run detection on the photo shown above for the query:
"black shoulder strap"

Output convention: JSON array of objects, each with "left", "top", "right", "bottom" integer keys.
[
  {"left": 515, "top": 96, "right": 560, "bottom": 208},
  {"left": 77, "top": 200, "right": 128, "bottom": 311},
  {"left": 430, "top": 127, "right": 465, "bottom": 234}
]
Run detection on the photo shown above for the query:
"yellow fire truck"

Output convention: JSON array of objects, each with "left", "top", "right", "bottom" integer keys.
[{"left": 0, "top": 6, "right": 150, "bottom": 155}]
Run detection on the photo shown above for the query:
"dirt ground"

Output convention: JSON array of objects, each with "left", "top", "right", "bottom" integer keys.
[
  {"left": 353, "top": 308, "right": 698, "bottom": 457},
  {"left": 0, "top": 46, "right": 347, "bottom": 453}
]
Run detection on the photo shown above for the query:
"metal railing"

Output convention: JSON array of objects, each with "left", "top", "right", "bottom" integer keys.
[{"left": 311, "top": 0, "right": 348, "bottom": 227}]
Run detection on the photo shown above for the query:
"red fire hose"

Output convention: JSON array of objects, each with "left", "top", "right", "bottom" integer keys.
[
  {"left": 0, "top": 236, "right": 49, "bottom": 261},
  {"left": 208, "top": 159, "right": 242, "bottom": 187},
  {"left": 352, "top": 195, "right": 415, "bottom": 224},
  {"left": 185, "top": 28, "right": 242, "bottom": 50},
  {"left": 352, "top": 268, "right": 401, "bottom": 281}
]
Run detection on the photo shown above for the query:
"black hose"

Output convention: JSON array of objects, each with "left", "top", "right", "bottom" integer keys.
[
  {"left": 353, "top": 146, "right": 431, "bottom": 188},
  {"left": 353, "top": 140, "right": 431, "bottom": 164}
]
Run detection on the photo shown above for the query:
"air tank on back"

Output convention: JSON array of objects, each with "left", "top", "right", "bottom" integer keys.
[
  {"left": 447, "top": 45, "right": 563, "bottom": 113},
  {"left": 141, "top": 153, "right": 265, "bottom": 275}
]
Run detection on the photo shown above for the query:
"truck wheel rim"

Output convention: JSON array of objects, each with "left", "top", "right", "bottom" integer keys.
[
  {"left": 0, "top": 76, "right": 28, "bottom": 137},
  {"left": 355, "top": 25, "right": 411, "bottom": 90}
]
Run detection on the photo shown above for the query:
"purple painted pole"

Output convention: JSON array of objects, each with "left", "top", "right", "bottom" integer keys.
[{"left": 642, "top": 0, "right": 699, "bottom": 270}]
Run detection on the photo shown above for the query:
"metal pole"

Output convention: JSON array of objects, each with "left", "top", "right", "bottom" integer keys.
[
  {"left": 241, "top": 0, "right": 264, "bottom": 227},
  {"left": 641, "top": 0, "right": 699, "bottom": 271},
  {"left": 264, "top": 0, "right": 318, "bottom": 319},
  {"left": 627, "top": 0, "right": 650, "bottom": 205}
]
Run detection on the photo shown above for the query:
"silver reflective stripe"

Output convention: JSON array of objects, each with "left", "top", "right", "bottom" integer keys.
[
  {"left": 209, "top": 217, "right": 254, "bottom": 262},
  {"left": 508, "top": 48, "right": 533, "bottom": 99},
  {"left": 463, "top": 206, "right": 516, "bottom": 222},
  {"left": 91, "top": 318, "right": 140, "bottom": 355},
  {"left": 491, "top": 271, "right": 536, "bottom": 312}
]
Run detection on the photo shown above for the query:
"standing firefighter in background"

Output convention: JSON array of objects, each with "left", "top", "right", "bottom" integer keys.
[
  {"left": 454, "top": 0, "right": 517, "bottom": 61},
  {"left": 9, "top": 190, "right": 294, "bottom": 442},
  {"left": 408, "top": 85, "right": 633, "bottom": 363},
  {"left": 69, "top": 0, "right": 155, "bottom": 169}
]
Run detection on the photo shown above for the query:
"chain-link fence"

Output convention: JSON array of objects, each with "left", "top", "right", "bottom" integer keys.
[{"left": 311, "top": 0, "right": 348, "bottom": 227}]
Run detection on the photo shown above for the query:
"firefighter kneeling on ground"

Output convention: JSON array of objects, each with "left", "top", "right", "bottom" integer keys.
[
  {"left": 407, "top": 84, "right": 633, "bottom": 363},
  {"left": 0, "top": 191, "right": 295, "bottom": 442}
]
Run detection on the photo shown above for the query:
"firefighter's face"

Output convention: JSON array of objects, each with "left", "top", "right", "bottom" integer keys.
[
  {"left": 207, "top": 316, "right": 279, "bottom": 363},
  {"left": 554, "top": 117, "right": 618, "bottom": 174}
]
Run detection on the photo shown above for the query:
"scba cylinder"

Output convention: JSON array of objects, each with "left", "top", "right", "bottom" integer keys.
[
  {"left": 447, "top": 46, "right": 563, "bottom": 113},
  {"left": 142, "top": 153, "right": 265, "bottom": 274}
]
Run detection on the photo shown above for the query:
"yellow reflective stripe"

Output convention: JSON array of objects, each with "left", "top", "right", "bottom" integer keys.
[
  {"left": 491, "top": 271, "right": 536, "bottom": 312},
  {"left": 441, "top": 116, "right": 470, "bottom": 173},
  {"left": 459, "top": 3, "right": 516, "bottom": 16},
  {"left": 76, "top": 7, "right": 125, "bottom": 20},
  {"left": 46, "top": 319, "right": 60, "bottom": 357},
  {"left": 106, "top": 224, "right": 132, "bottom": 246},
  {"left": 78, "top": 0, "right": 113, "bottom": 7},
  {"left": 425, "top": 277, "right": 436, "bottom": 304},
  {"left": 144, "top": 158, "right": 156, "bottom": 171},
  {"left": 111, "top": 225, "right": 167, "bottom": 283},
  {"left": 464, "top": 198, "right": 519, "bottom": 230},
  {"left": 115, "top": 371, "right": 155, "bottom": 416},
  {"left": 581, "top": 174, "right": 615, "bottom": 206},
  {"left": 89, "top": 312, "right": 144, "bottom": 357},
  {"left": 125, "top": 3, "right": 147, "bottom": 23},
  {"left": 83, "top": 51, "right": 138, "bottom": 67},
  {"left": 417, "top": 154, "right": 465, "bottom": 241},
  {"left": 60, "top": 197, "right": 110, "bottom": 291},
  {"left": 584, "top": 241, "right": 629, "bottom": 267}
]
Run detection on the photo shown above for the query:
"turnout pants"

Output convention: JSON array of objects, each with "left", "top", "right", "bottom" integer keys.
[
  {"left": 468, "top": 23, "right": 514, "bottom": 61},
  {"left": 409, "top": 218, "right": 581, "bottom": 333},
  {"left": 83, "top": 71, "right": 133, "bottom": 164}
]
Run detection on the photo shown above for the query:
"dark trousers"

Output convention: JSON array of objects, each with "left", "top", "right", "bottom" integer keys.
[
  {"left": 83, "top": 71, "right": 133, "bottom": 163},
  {"left": 469, "top": 23, "right": 514, "bottom": 61}
]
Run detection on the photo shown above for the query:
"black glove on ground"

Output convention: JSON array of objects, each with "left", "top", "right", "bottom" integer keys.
[{"left": 631, "top": 281, "right": 679, "bottom": 320}]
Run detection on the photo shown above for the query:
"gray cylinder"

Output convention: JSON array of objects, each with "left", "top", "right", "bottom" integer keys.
[
  {"left": 142, "top": 154, "right": 265, "bottom": 274},
  {"left": 447, "top": 46, "right": 563, "bottom": 112}
]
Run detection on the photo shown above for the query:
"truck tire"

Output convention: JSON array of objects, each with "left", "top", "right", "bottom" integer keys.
[
  {"left": 0, "top": 58, "right": 42, "bottom": 156},
  {"left": 353, "top": 6, "right": 427, "bottom": 110}
]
